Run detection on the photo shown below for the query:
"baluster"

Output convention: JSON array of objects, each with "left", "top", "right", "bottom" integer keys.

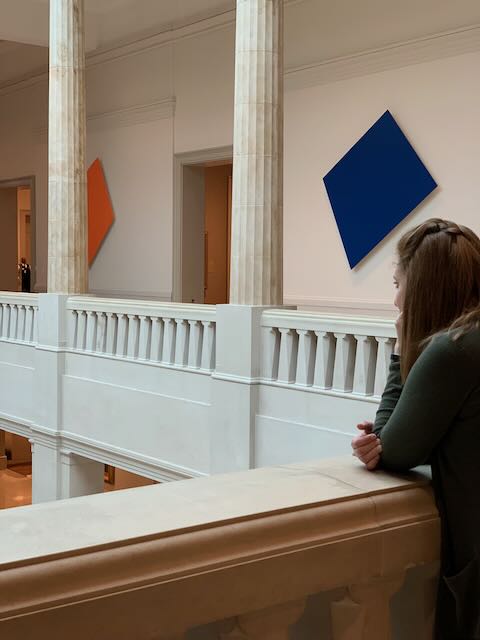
[
  {"left": 187, "top": 320, "right": 202, "bottom": 369},
  {"left": 200, "top": 321, "right": 215, "bottom": 371},
  {"left": 32, "top": 306, "right": 38, "bottom": 343},
  {"left": 126, "top": 315, "right": 140, "bottom": 358},
  {"left": 1, "top": 304, "right": 9, "bottom": 339},
  {"left": 150, "top": 317, "right": 164, "bottom": 362},
  {"left": 220, "top": 600, "right": 306, "bottom": 640},
  {"left": 8, "top": 305, "right": 18, "bottom": 340},
  {"left": 262, "top": 326, "right": 280, "bottom": 381},
  {"left": 25, "top": 306, "right": 34, "bottom": 344},
  {"left": 277, "top": 328, "right": 298, "bottom": 384},
  {"left": 76, "top": 310, "right": 87, "bottom": 351},
  {"left": 374, "top": 337, "right": 395, "bottom": 397},
  {"left": 174, "top": 319, "right": 189, "bottom": 366},
  {"left": 115, "top": 314, "right": 128, "bottom": 357},
  {"left": 332, "top": 333, "right": 356, "bottom": 393},
  {"left": 162, "top": 318, "right": 177, "bottom": 365},
  {"left": 67, "top": 310, "right": 77, "bottom": 349},
  {"left": 17, "top": 305, "right": 26, "bottom": 341},
  {"left": 85, "top": 311, "right": 97, "bottom": 352},
  {"left": 295, "top": 329, "right": 315, "bottom": 386},
  {"left": 138, "top": 315, "right": 152, "bottom": 360},
  {"left": 95, "top": 312, "right": 107, "bottom": 353},
  {"left": 331, "top": 574, "right": 405, "bottom": 640},
  {"left": 105, "top": 312, "right": 117, "bottom": 355},
  {"left": 313, "top": 331, "right": 335, "bottom": 389},
  {"left": 353, "top": 335, "right": 377, "bottom": 396},
  {"left": 1, "top": 303, "right": 9, "bottom": 339}
]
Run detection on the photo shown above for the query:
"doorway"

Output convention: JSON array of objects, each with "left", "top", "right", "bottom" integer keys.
[
  {"left": 0, "top": 177, "right": 35, "bottom": 292},
  {"left": 174, "top": 147, "right": 233, "bottom": 305}
]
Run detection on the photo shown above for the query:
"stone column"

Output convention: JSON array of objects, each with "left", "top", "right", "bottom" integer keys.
[
  {"left": 48, "top": 0, "right": 88, "bottom": 294},
  {"left": 230, "top": 0, "right": 284, "bottom": 305}
]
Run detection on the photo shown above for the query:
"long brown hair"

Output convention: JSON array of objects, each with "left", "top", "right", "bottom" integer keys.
[{"left": 397, "top": 218, "right": 480, "bottom": 380}]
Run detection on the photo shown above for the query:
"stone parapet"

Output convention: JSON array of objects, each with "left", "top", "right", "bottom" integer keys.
[{"left": 0, "top": 457, "right": 439, "bottom": 639}]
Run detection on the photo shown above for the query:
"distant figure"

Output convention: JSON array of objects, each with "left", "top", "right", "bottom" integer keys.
[{"left": 19, "top": 258, "right": 31, "bottom": 293}]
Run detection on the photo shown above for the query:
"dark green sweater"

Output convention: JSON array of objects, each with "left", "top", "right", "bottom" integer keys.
[{"left": 373, "top": 329, "right": 480, "bottom": 639}]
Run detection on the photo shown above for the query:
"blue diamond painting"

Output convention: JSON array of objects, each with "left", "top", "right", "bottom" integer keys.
[{"left": 323, "top": 110, "right": 437, "bottom": 268}]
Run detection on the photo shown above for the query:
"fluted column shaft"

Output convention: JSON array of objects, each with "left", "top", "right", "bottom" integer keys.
[
  {"left": 230, "top": 0, "right": 284, "bottom": 305},
  {"left": 48, "top": 0, "right": 88, "bottom": 293}
]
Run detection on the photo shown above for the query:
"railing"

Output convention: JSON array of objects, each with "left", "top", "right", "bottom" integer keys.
[
  {"left": 0, "top": 457, "right": 440, "bottom": 640},
  {"left": 67, "top": 297, "right": 216, "bottom": 372},
  {"left": 262, "top": 310, "right": 396, "bottom": 398},
  {"left": 0, "top": 293, "right": 38, "bottom": 345}
]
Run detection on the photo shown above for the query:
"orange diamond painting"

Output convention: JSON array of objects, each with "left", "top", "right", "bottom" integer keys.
[{"left": 88, "top": 158, "right": 115, "bottom": 265}]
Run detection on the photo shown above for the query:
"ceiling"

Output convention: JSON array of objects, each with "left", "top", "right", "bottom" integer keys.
[{"left": 1, "top": 0, "right": 480, "bottom": 89}]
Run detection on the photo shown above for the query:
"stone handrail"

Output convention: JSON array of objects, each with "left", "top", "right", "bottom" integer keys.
[
  {"left": 261, "top": 310, "right": 397, "bottom": 397},
  {"left": 66, "top": 296, "right": 217, "bottom": 371},
  {"left": 0, "top": 457, "right": 440, "bottom": 639}
]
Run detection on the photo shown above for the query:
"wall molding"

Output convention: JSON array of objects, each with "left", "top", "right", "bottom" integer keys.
[
  {"left": 0, "top": 412, "right": 202, "bottom": 483},
  {"left": 285, "top": 23, "right": 480, "bottom": 91},
  {"left": 88, "top": 98, "right": 176, "bottom": 131},
  {"left": 33, "top": 98, "right": 176, "bottom": 142},
  {"left": 283, "top": 295, "right": 396, "bottom": 317},
  {"left": 88, "top": 288, "right": 172, "bottom": 302},
  {"left": 3, "top": 10, "right": 480, "bottom": 99}
]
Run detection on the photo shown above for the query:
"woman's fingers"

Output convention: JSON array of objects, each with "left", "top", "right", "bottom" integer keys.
[
  {"left": 352, "top": 433, "right": 376, "bottom": 450},
  {"left": 360, "top": 442, "right": 382, "bottom": 464},
  {"left": 352, "top": 434, "right": 382, "bottom": 465},
  {"left": 356, "top": 421, "right": 374, "bottom": 433},
  {"left": 365, "top": 454, "right": 381, "bottom": 470}
]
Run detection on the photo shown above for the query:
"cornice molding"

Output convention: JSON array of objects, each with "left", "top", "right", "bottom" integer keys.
[
  {"left": 33, "top": 98, "right": 176, "bottom": 142},
  {"left": 282, "top": 295, "right": 396, "bottom": 317},
  {"left": 88, "top": 98, "right": 176, "bottom": 131},
  {"left": 284, "top": 23, "right": 480, "bottom": 91},
  {"left": 3, "top": 18, "right": 480, "bottom": 99}
]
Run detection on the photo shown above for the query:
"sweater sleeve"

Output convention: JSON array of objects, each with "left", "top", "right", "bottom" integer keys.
[
  {"left": 372, "top": 334, "right": 478, "bottom": 471},
  {"left": 373, "top": 355, "right": 402, "bottom": 436}
]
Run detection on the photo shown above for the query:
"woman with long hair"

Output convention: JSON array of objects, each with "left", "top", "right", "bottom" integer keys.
[{"left": 352, "top": 218, "right": 480, "bottom": 640}]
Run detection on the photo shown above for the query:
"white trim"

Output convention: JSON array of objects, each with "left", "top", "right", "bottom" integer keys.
[
  {"left": 3, "top": 12, "right": 480, "bottom": 98},
  {"left": 88, "top": 11, "right": 236, "bottom": 68},
  {"left": 88, "top": 98, "right": 175, "bottom": 131},
  {"left": 283, "top": 296, "right": 396, "bottom": 316},
  {"left": 33, "top": 98, "right": 176, "bottom": 142},
  {"left": 87, "top": 288, "right": 172, "bottom": 302},
  {"left": 284, "top": 23, "right": 480, "bottom": 91},
  {"left": 0, "top": 414, "right": 204, "bottom": 482},
  {"left": 173, "top": 146, "right": 233, "bottom": 303}
]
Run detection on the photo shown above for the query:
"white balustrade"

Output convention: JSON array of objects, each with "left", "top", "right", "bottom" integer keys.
[
  {"left": 0, "top": 294, "right": 39, "bottom": 345},
  {"left": 261, "top": 311, "right": 396, "bottom": 399},
  {"left": 67, "top": 298, "right": 217, "bottom": 374}
]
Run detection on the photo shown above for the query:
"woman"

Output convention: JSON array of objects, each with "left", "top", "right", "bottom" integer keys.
[{"left": 352, "top": 218, "right": 480, "bottom": 640}]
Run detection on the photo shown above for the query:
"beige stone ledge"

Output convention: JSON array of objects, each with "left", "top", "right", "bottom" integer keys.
[{"left": 0, "top": 457, "right": 439, "bottom": 639}]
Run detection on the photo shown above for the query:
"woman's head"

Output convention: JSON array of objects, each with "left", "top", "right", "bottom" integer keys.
[{"left": 395, "top": 218, "right": 480, "bottom": 379}]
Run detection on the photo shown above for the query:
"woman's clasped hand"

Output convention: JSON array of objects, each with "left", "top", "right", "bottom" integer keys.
[{"left": 351, "top": 420, "right": 381, "bottom": 470}]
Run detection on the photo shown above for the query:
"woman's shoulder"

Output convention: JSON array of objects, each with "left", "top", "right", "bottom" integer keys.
[{"left": 426, "top": 326, "right": 480, "bottom": 367}]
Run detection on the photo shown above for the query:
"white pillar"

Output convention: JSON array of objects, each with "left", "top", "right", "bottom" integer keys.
[
  {"left": 230, "top": 0, "right": 284, "bottom": 305},
  {"left": 31, "top": 294, "right": 104, "bottom": 503},
  {"left": 31, "top": 441, "right": 104, "bottom": 504},
  {"left": 60, "top": 451, "right": 104, "bottom": 499},
  {"left": 48, "top": 0, "right": 88, "bottom": 294}
]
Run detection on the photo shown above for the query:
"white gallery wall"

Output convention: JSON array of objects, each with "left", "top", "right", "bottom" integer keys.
[{"left": 0, "top": 4, "right": 479, "bottom": 313}]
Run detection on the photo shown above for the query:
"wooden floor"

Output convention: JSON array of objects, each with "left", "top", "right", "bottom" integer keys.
[{"left": 0, "top": 468, "right": 32, "bottom": 509}]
